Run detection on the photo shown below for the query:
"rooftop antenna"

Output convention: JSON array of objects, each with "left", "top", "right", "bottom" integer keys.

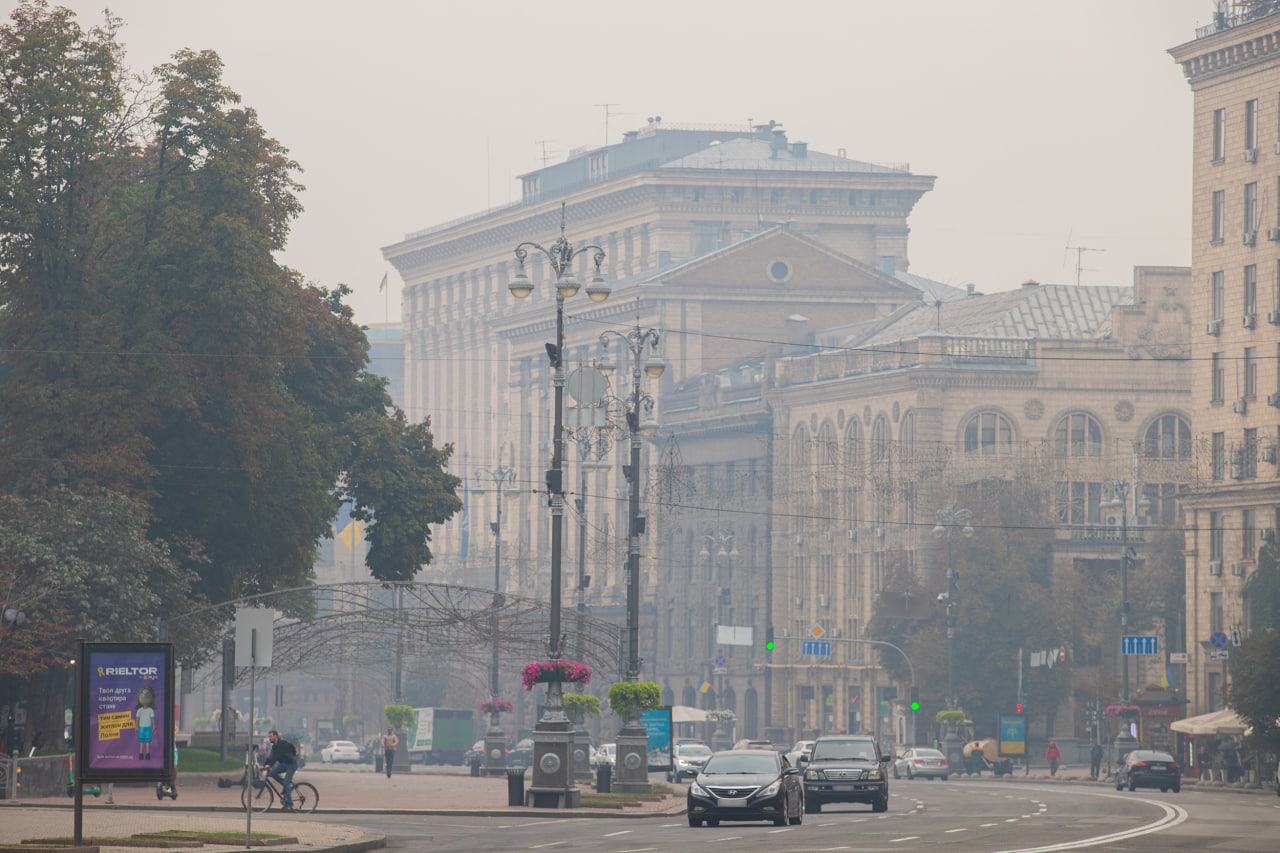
[
  {"left": 595, "top": 103, "right": 620, "bottom": 147},
  {"left": 1064, "top": 235, "right": 1105, "bottom": 286},
  {"left": 535, "top": 139, "right": 556, "bottom": 167}
]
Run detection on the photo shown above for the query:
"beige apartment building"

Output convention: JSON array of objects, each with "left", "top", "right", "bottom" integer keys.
[{"left": 1171, "top": 4, "right": 1280, "bottom": 716}]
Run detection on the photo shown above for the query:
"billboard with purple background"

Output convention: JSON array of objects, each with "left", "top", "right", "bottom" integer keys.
[{"left": 77, "top": 642, "right": 174, "bottom": 782}]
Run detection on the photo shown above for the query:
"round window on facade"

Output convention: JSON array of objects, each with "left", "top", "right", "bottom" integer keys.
[{"left": 768, "top": 259, "right": 792, "bottom": 284}]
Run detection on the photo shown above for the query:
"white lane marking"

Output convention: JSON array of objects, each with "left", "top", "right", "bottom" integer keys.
[
  {"left": 529, "top": 843, "right": 565, "bottom": 849},
  {"left": 980, "top": 823, "right": 999, "bottom": 827},
  {"left": 602, "top": 830, "right": 632, "bottom": 837},
  {"left": 990, "top": 796, "right": 1188, "bottom": 853},
  {"left": 890, "top": 837, "right": 921, "bottom": 843},
  {"left": 707, "top": 837, "right": 742, "bottom": 844},
  {"left": 769, "top": 827, "right": 796, "bottom": 833},
  {"left": 1005, "top": 818, "right": 1020, "bottom": 822},
  {"left": 946, "top": 828, "right": 969, "bottom": 833}
]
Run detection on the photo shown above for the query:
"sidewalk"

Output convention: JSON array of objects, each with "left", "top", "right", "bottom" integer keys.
[{"left": 0, "top": 766, "right": 683, "bottom": 852}]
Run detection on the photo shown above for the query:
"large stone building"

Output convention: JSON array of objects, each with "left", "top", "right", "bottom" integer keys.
[{"left": 1170, "top": 3, "right": 1280, "bottom": 716}]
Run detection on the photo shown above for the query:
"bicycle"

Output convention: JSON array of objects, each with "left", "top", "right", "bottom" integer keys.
[{"left": 240, "top": 764, "right": 319, "bottom": 814}]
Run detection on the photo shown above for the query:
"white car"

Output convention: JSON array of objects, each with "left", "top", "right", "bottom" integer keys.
[
  {"left": 785, "top": 739, "right": 816, "bottom": 768},
  {"left": 668, "top": 742, "right": 713, "bottom": 782},
  {"left": 598, "top": 743, "right": 617, "bottom": 766},
  {"left": 320, "top": 739, "right": 361, "bottom": 763}
]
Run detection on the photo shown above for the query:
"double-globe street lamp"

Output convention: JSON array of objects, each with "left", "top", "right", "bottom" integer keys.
[
  {"left": 1104, "top": 477, "right": 1147, "bottom": 760},
  {"left": 509, "top": 206, "right": 609, "bottom": 807},
  {"left": 599, "top": 318, "right": 663, "bottom": 793},
  {"left": 932, "top": 505, "right": 972, "bottom": 769},
  {"left": 701, "top": 530, "right": 738, "bottom": 750},
  {"left": 474, "top": 449, "right": 520, "bottom": 775}
]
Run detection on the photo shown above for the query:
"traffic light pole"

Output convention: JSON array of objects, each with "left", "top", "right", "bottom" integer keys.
[{"left": 771, "top": 634, "right": 917, "bottom": 746}]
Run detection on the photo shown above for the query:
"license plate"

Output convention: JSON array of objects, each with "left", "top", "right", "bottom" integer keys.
[
  {"left": 833, "top": 784, "right": 854, "bottom": 792},
  {"left": 716, "top": 797, "right": 748, "bottom": 808}
]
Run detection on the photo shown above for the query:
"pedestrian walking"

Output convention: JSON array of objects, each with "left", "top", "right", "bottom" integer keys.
[
  {"left": 1090, "top": 741, "right": 1103, "bottom": 779},
  {"left": 1045, "top": 740, "right": 1062, "bottom": 777},
  {"left": 381, "top": 726, "right": 398, "bottom": 779}
]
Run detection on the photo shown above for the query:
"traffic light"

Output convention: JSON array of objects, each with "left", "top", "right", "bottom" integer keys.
[
  {"left": 765, "top": 627, "right": 775, "bottom": 651},
  {"left": 1015, "top": 701, "right": 1025, "bottom": 715},
  {"left": 909, "top": 686, "right": 920, "bottom": 712}
]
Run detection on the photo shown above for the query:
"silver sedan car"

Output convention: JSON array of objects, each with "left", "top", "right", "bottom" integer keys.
[{"left": 892, "top": 747, "right": 950, "bottom": 780}]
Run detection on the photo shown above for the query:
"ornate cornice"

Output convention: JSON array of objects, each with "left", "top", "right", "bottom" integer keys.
[{"left": 1173, "top": 19, "right": 1280, "bottom": 88}]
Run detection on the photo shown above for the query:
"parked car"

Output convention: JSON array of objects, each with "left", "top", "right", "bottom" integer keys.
[
  {"left": 802, "top": 734, "right": 890, "bottom": 813},
  {"left": 462, "top": 739, "right": 487, "bottom": 766},
  {"left": 598, "top": 742, "right": 617, "bottom": 766},
  {"left": 892, "top": 747, "right": 950, "bottom": 780},
  {"left": 687, "top": 748, "right": 804, "bottom": 827},
  {"left": 507, "top": 737, "right": 534, "bottom": 768},
  {"left": 1115, "top": 749, "right": 1181, "bottom": 793},
  {"left": 669, "top": 742, "right": 713, "bottom": 782},
  {"left": 320, "top": 739, "right": 361, "bottom": 763},
  {"left": 785, "top": 739, "right": 816, "bottom": 768}
]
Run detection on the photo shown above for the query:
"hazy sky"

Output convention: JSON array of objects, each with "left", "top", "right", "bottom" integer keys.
[{"left": 49, "top": 0, "right": 1212, "bottom": 326}]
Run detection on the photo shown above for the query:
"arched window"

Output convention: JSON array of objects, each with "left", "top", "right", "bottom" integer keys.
[
  {"left": 871, "top": 415, "right": 890, "bottom": 465},
  {"left": 845, "top": 420, "right": 864, "bottom": 473},
  {"left": 791, "top": 425, "right": 811, "bottom": 471},
  {"left": 817, "top": 422, "right": 838, "bottom": 470},
  {"left": 899, "top": 410, "right": 915, "bottom": 455},
  {"left": 1144, "top": 413, "right": 1191, "bottom": 459},
  {"left": 964, "top": 411, "right": 1014, "bottom": 455},
  {"left": 1054, "top": 412, "right": 1103, "bottom": 457}
]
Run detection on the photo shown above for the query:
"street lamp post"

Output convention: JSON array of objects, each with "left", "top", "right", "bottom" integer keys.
[
  {"left": 599, "top": 317, "right": 663, "bottom": 794},
  {"left": 932, "top": 505, "right": 972, "bottom": 770},
  {"left": 475, "top": 451, "right": 520, "bottom": 775},
  {"left": 1104, "top": 478, "right": 1147, "bottom": 762},
  {"left": 702, "top": 530, "right": 738, "bottom": 750},
  {"left": 509, "top": 204, "right": 610, "bottom": 808}
]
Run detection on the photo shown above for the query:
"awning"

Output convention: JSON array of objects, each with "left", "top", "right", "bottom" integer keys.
[
  {"left": 671, "top": 705, "right": 708, "bottom": 723},
  {"left": 1168, "top": 708, "right": 1247, "bottom": 736}
]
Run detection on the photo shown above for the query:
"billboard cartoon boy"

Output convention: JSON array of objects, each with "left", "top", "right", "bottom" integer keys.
[{"left": 134, "top": 685, "right": 156, "bottom": 760}]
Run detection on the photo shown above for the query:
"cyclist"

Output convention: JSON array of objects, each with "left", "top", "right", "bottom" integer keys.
[{"left": 260, "top": 730, "right": 298, "bottom": 810}]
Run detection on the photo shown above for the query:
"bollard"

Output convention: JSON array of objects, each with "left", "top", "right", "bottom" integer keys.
[
  {"left": 470, "top": 754, "right": 482, "bottom": 777},
  {"left": 596, "top": 763, "right": 612, "bottom": 793},
  {"left": 506, "top": 766, "right": 527, "bottom": 806}
]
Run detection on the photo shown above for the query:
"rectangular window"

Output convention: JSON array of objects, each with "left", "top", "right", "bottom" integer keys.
[
  {"left": 692, "top": 222, "right": 724, "bottom": 255},
  {"left": 1246, "top": 183, "right": 1258, "bottom": 234},
  {"left": 1210, "top": 592, "right": 1223, "bottom": 634},
  {"left": 1246, "top": 99, "right": 1259, "bottom": 151},
  {"left": 1245, "top": 428, "right": 1258, "bottom": 479},
  {"left": 1212, "top": 271, "right": 1225, "bottom": 321},
  {"left": 1244, "top": 265, "right": 1258, "bottom": 316},
  {"left": 1211, "top": 511, "right": 1225, "bottom": 560},
  {"left": 1243, "top": 509, "right": 1257, "bottom": 559},
  {"left": 1245, "top": 347, "right": 1258, "bottom": 398},
  {"left": 1212, "top": 190, "right": 1225, "bottom": 242},
  {"left": 1212, "top": 432, "right": 1225, "bottom": 481},
  {"left": 810, "top": 189, "right": 821, "bottom": 205},
  {"left": 1213, "top": 107, "right": 1226, "bottom": 160},
  {"left": 1212, "top": 352, "right": 1225, "bottom": 402},
  {"left": 588, "top": 152, "right": 608, "bottom": 183}
]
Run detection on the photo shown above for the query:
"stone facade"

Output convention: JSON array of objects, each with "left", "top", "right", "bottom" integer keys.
[{"left": 1171, "top": 8, "right": 1280, "bottom": 715}]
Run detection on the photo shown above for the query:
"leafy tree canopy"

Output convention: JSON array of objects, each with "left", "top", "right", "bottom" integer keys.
[{"left": 0, "top": 1, "right": 461, "bottom": 675}]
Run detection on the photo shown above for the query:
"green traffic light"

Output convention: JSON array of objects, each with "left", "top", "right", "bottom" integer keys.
[
  {"left": 765, "top": 640, "right": 775, "bottom": 651},
  {"left": 909, "top": 700, "right": 920, "bottom": 712}
]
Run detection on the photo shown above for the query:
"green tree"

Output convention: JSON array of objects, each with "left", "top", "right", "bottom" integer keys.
[
  {"left": 0, "top": 3, "right": 460, "bottom": 612},
  {"left": 1243, "top": 543, "right": 1280, "bottom": 631},
  {"left": 1228, "top": 629, "right": 1280, "bottom": 752}
]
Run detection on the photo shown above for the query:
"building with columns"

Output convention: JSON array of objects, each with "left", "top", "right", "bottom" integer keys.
[{"left": 1170, "top": 3, "right": 1280, "bottom": 716}]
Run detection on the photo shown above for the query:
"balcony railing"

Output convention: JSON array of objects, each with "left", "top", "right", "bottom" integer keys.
[{"left": 1196, "top": 1, "right": 1280, "bottom": 39}]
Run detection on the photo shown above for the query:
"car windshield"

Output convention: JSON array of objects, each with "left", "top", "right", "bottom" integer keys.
[
  {"left": 678, "top": 745, "right": 712, "bottom": 758},
  {"left": 1134, "top": 751, "right": 1174, "bottom": 762},
  {"left": 332, "top": 741, "right": 354, "bottom": 748},
  {"left": 813, "top": 740, "right": 876, "bottom": 761},
  {"left": 913, "top": 749, "right": 944, "bottom": 759},
  {"left": 703, "top": 752, "right": 778, "bottom": 774}
]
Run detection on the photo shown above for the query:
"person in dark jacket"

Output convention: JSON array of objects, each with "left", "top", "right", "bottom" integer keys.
[{"left": 260, "top": 730, "right": 298, "bottom": 808}]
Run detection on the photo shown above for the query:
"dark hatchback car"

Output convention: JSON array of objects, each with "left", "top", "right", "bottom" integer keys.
[
  {"left": 686, "top": 748, "right": 804, "bottom": 828},
  {"left": 803, "top": 735, "right": 890, "bottom": 813},
  {"left": 1115, "top": 749, "right": 1181, "bottom": 793}
]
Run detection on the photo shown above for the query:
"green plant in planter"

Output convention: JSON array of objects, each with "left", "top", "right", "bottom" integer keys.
[
  {"left": 935, "top": 709, "right": 966, "bottom": 727},
  {"left": 607, "top": 681, "right": 662, "bottom": 720},
  {"left": 385, "top": 704, "right": 414, "bottom": 732},
  {"left": 562, "top": 693, "right": 602, "bottom": 724}
]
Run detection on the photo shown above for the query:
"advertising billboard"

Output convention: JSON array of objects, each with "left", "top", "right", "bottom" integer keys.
[
  {"left": 641, "top": 706, "right": 673, "bottom": 772},
  {"left": 76, "top": 642, "right": 174, "bottom": 782}
]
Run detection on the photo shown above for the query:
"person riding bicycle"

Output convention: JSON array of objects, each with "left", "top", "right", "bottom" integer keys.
[{"left": 260, "top": 730, "right": 298, "bottom": 809}]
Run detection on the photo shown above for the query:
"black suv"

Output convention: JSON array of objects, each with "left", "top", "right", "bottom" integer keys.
[{"left": 802, "top": 735, "right": 890, "bottom": 813}]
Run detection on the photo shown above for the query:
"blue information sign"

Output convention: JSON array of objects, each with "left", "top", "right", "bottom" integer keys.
[
  {"left": 802, "top": 640, "right": 832, "bottom": 656},
  {"left": 998, "top": 715, "right": 1026, "bottom": 757},
  {"left": 1121, "top": 635, "right": 1159, "bottom": 655}
]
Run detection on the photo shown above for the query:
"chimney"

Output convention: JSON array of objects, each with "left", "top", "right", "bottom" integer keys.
[
  {"left": 770, "top": 127, "right": 788, "bottom": 157},
  {"left": 792, "top": 141, "right": 808, "bottom": 158},
  {"left": 965, "top": 283, "right": 976, "bottom": 296}
]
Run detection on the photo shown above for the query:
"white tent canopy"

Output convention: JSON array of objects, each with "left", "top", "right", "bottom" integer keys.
[
  {"left": 1169, "top": 707, "right": 1247, "bottom": 736},
  {"left": 672, "top": 705, "right": 709, "bottom": 723}
]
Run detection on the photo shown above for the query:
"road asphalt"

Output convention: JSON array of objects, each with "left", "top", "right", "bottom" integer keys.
[{"left": 0, "top": 761, "right": 1272, "bottom": 853}]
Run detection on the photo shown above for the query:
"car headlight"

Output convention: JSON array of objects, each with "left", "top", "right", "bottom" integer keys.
[
  {"left": 689, "top": 781, "right": 711, "bottom": 798},
  {"left": 757, "top": 779, "right": 782, "bottom": 797},
  {"left": 804, "top": 769, "right": 823, "bottom": 780},
  {"left": 868, "top": 768, "right": 883, "bottom": 780}
]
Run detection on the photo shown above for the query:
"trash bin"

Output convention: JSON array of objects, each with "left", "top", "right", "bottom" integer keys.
[
  {"left": 506, "top": 767, "right": 527, "bottom": 806},
  {"left": 470, "top": 754, "right": 483, "bottom": 777},
  {"left": 375, "top": 753, "right": 383, "bottom": 774},
  {"left": 596, "top": 763, "right": 611, "bottom": 793}
]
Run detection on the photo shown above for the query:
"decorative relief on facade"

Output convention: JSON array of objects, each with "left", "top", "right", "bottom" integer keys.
[
  {"left": 1024, "top": 399, "right": 1044, "bottom": 421},
  {"left": 837, "top": 410, "right": 845, "bottom": 429},
  {"left": 863, "top": 405, "right": 872, "bottom": 426},
  {"left": 810, "top": 412, "right": 818, "bottom": 431},
  {"left": 1114, "top": 400, "right": 1135, "bottom": 422},
  {"left": 892, "top": 401, "right": 900, "bottom": 423}
]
